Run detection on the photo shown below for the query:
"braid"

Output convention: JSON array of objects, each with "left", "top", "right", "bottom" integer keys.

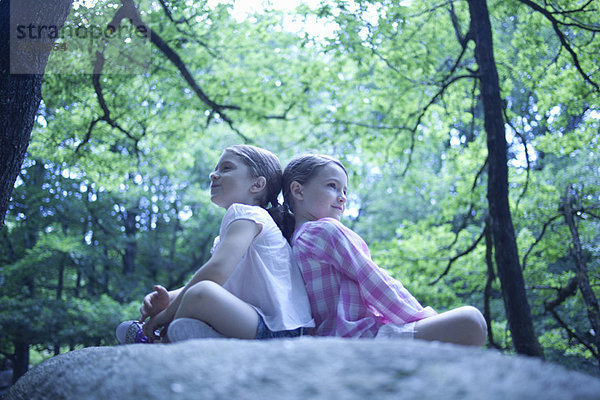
[{"left": 267, "top": 204, "right": 296, "bottom": 243}]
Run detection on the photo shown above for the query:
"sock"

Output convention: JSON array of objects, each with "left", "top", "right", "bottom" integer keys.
[{"left": 167, "top": 318, "right": 225, "bottom": 342}]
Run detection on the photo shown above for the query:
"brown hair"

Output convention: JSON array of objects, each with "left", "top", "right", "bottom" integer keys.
[
  {"left": 225, "top": 144, "right": 282, "bottom": 208},
  {"left": 224, "top": 144, "right": 294, "bottom": 240},
  {"left": 282, "top": 153, "right": 348, "bottom": 212}
]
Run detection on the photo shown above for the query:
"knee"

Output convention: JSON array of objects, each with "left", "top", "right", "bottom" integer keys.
[
  {"left": 459, "top": 306, "right": 487, "bottom": 346},
  {"left": 181, "top": 280, "right": 221, "bottom": 305}
]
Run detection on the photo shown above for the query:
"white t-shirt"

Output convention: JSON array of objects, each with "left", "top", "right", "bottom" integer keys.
[{"left": 211, "top": 203, "right": 314, "bottom": 331}]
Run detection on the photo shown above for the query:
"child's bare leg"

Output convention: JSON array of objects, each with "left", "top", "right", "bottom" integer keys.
[
  {"left": 413, "top": 306, "right": 487, "bottom": 346},
  {"left": 173, "top": 280, "right": 259, "bottom": 339}
]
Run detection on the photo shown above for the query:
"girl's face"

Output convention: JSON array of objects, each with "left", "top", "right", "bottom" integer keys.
[
  {"left": 296, "top": 162, "right": 347, "bottom": 222},
  {"left": 209, "top": 151, "right": 258, "bottom": 209}
]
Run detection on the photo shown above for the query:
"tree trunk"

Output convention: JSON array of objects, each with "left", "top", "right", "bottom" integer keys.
[
  {"left": 12, "top": 341, "right": 29, "bottom": 384},
  {"left": 561, "top": 185, "right": 600, "bottom": 366},
  {"left": 483, "top": 218, "right": 500, "bottom": 349},
  {"left": 1, "top": 3, "right": 73, "bottom": 381},
  {"left": 122, "top": 208, "right": 138, "bottom": 275},
  {"left": 0, "top": 0, "right": 73, "bottom": 228},
  {"left": 467, "top": 0, "right": 543, "bottom": 357}
]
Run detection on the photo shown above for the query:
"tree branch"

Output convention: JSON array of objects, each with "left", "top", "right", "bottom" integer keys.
[
  {"left": 544, "top": 276, "right": 578, "bottom": 310},
  {"left": 516, "top": 0, "right": 600, "bottom": 92},
  {"left": 502, "top": 107, "right": 531, "bottom": 211},
  {"left": 430, "top": 225, "right": 486, "bottom": 285},
  {"left": 483, "top": 219, "right": 502, "bottom": 350},
  {"left": 442, "top": 158, "right": 487, "bottom": 251},
  {"left": 521, "top": 214, "right": 561, "bottom": 270},
  {"left": 76, "top": 51, "right": 142, "bottom": 156},
  {"left": 264, "top": 101, "right": 298, "bottom": 120},
  {"left": 399, "top": 73, "right": 477, "bottom": 176},
  {"left": 549, "top": 308, "right": 598, "bottom": 358},
  {"left": 157, "top": 0, "right": 221, "bottom": 58},
  {"left": 366, "top": 4, "right": 475, "bottom": 175},
  {"left": 560, "top": 185, "right": 600, "bottom": 360},
  {"left": 157, "top": 0, "right": 186, "bottom": 24},
  {"left": 448, "top": 1, "right": 465, "bottom": 44},
  {"left": 327, "top": 119, "right": 411, "bottom": 131},
  {"left": 544, "top": 275, "right": 598, "bottom": 359},
  {"left": 548, "top": 0, "right": 596, "bottom": 15},
  {"left": 111, "top": 0, "right": 249, "bottom": 142}
]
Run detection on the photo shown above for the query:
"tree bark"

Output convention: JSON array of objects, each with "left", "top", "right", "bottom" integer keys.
[
  {"left": 483, "top": 218, "right": 500, "bottom": 349},
  {"left": 122, "top": 208, "right": 138, "bottom": 275},
  {"left": 0, "top": 0, "right": 73, "bottom": 228},
  {"left": 467, "top": 0, "right": 543, "bottom": 357},
  {"left": 560, "top": 186, "right": 600, "bottom": 366},
  {"left": 11, "top": 341, "right": 29, "bottom": 384},
  {"left": 1, "top": 0, "right": 73, "bottom": 381}
]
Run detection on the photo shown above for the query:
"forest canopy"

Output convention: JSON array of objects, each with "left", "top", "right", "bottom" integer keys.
[{"left": 1, "top": 0, "right": 599, "bottom": 381}]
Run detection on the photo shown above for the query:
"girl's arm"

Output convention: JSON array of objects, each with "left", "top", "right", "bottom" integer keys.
[
  {"left": 143, "top": 219, "right": 260, "bottom": 337},
  {"left": 187, "top": 219, "right": 261, "bottom": 285},
  {"left": 297, "top": 220, "right": 436, "bottom": 325}
]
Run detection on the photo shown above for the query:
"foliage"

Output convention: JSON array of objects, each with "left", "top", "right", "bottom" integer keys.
[{"left": 1, "top": 0, "right": 599, "bottom": 378}]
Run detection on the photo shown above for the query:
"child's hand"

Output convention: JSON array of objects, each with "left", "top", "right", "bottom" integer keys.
[
  {"left": 143, "top": 309, "right": 171, "bottom": 342},
  {"left": 139, "top": 285, "right": 170, "bottom": 322}
]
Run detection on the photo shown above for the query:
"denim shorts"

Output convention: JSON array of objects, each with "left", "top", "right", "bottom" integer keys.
[{"left": 255, "top": 315, "right": 305, "bottom": 340}]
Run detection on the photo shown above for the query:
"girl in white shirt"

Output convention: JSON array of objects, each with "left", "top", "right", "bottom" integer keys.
[{"left": 117, "top": 145, "right": 313, "bottom": 342}]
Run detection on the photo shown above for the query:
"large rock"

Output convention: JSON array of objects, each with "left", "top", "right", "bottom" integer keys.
[{"left": 4, "top": 337, "right": 600, "bottom": 400}]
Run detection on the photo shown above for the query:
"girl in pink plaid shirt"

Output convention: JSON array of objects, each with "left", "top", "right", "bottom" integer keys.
[{"left": 283, "top": 154, "right": 487, "bottom": 346}]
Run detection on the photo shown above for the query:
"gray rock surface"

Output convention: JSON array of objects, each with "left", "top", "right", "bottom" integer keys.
[{"left": 4, "top": 337, "right": 600, "bottom": 400}]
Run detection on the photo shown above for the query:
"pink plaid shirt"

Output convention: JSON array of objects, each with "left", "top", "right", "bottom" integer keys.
[{"left": 292, "top": 218, "right": 437, "bottom": 338}]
